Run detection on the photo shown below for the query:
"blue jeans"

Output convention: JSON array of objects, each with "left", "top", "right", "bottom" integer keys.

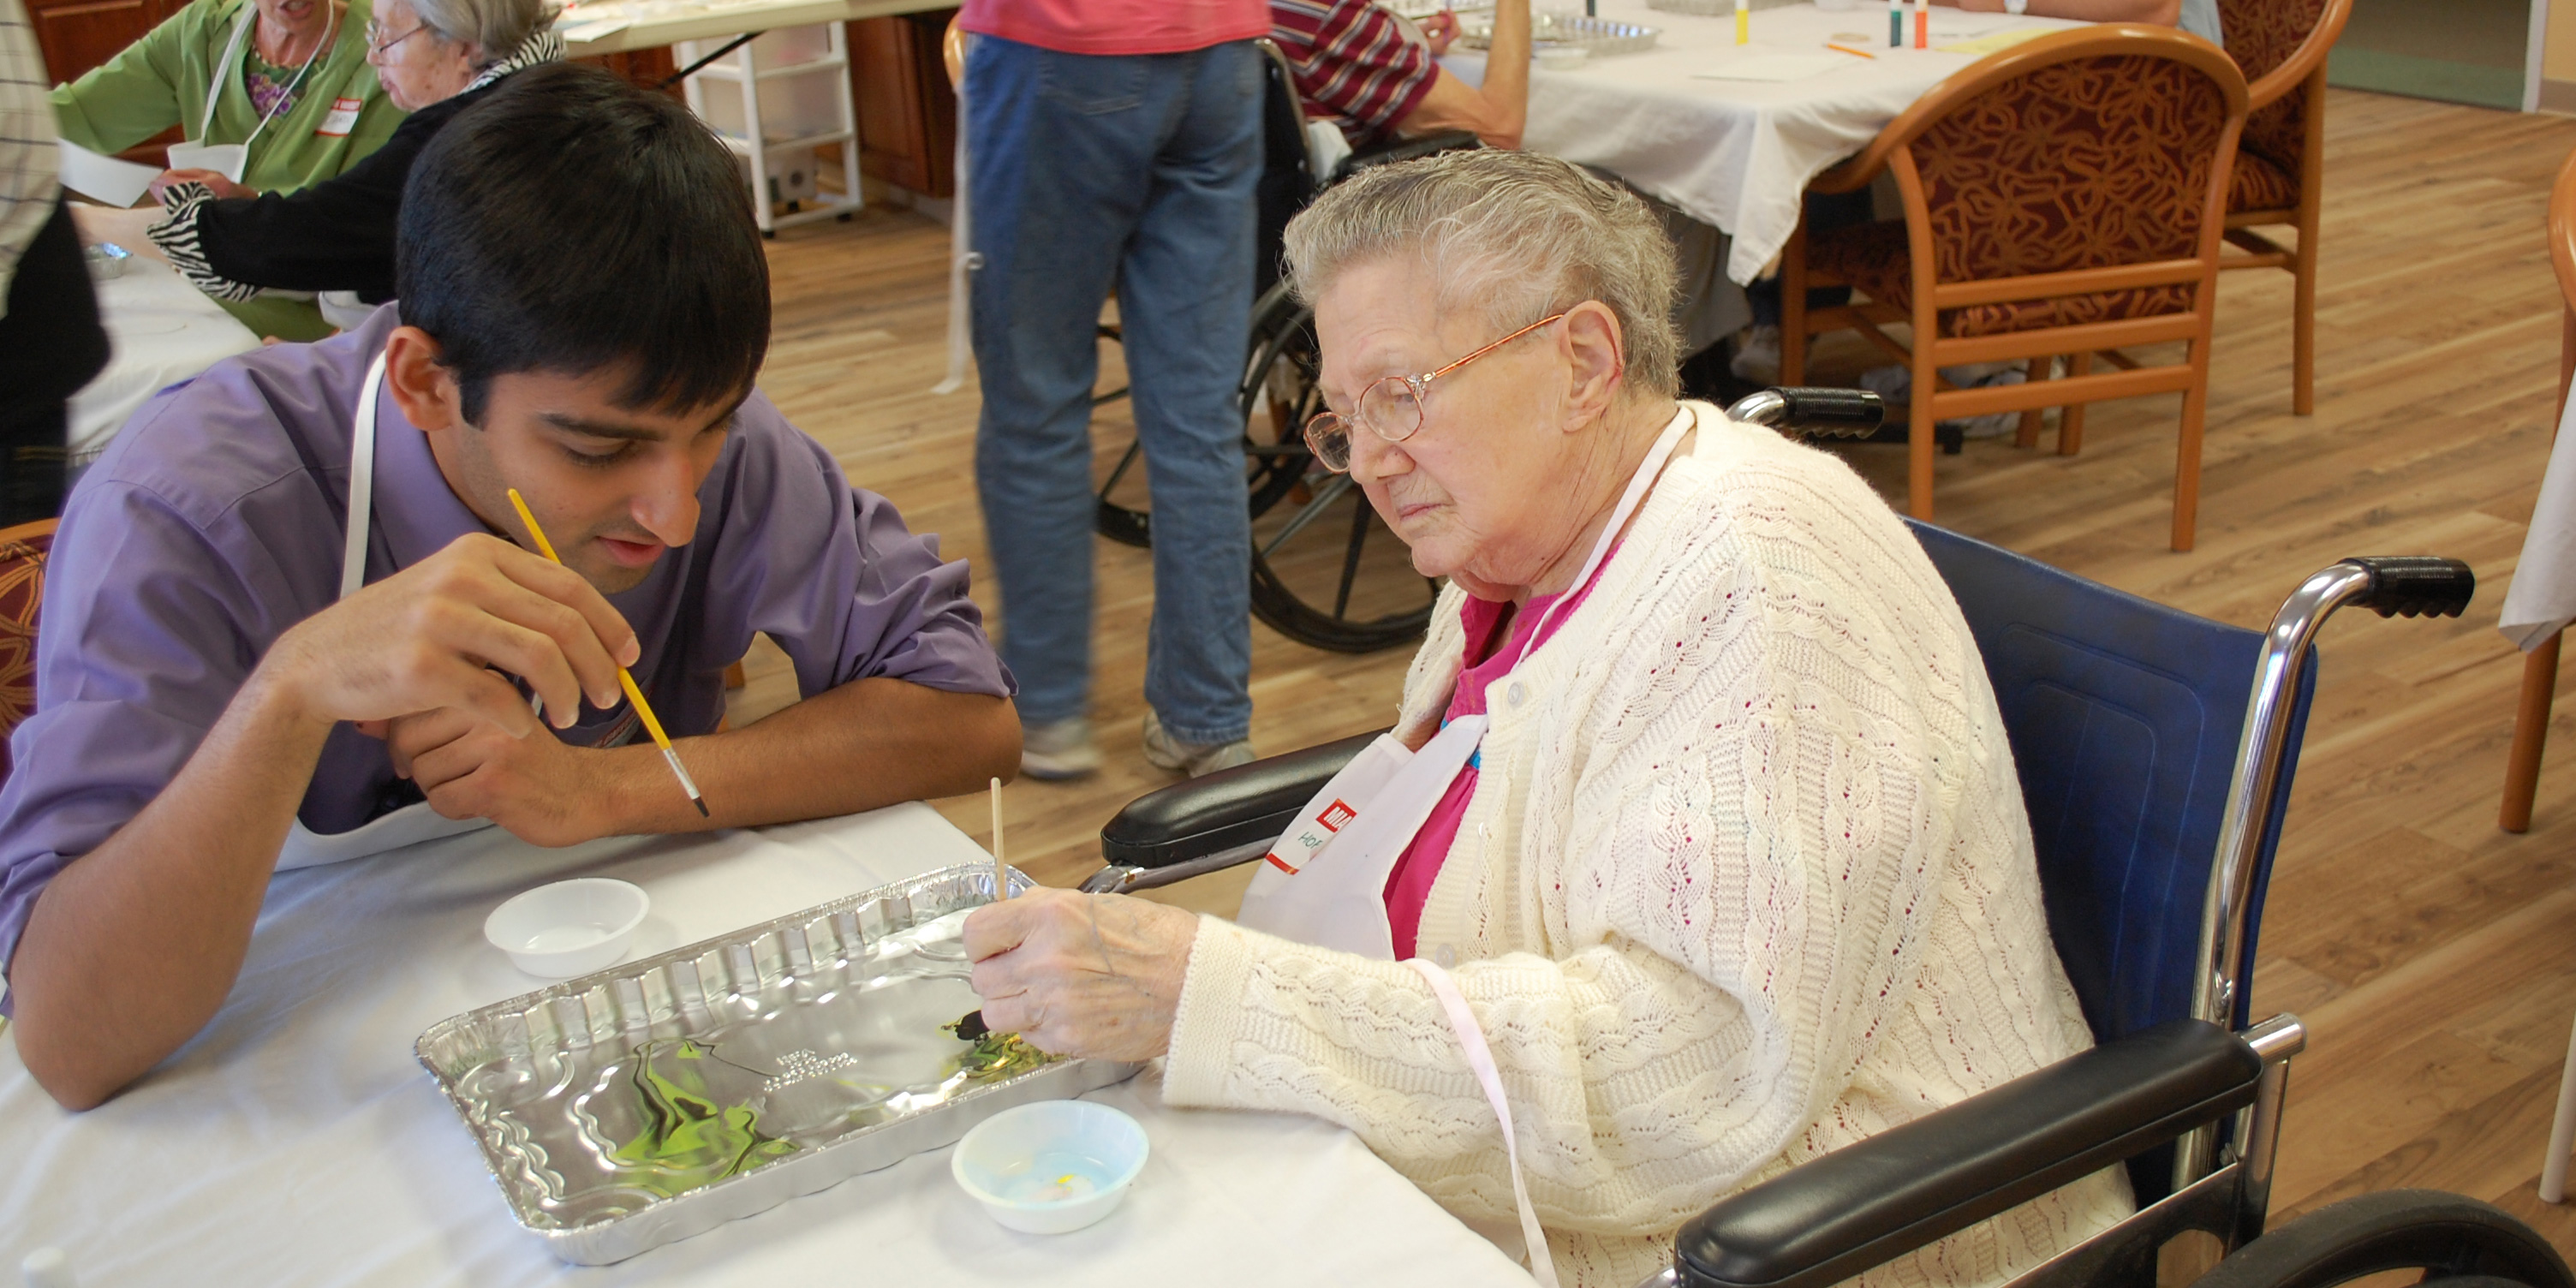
[{"left": 966, "top": 36, "right": 1259, "bottom": 745}]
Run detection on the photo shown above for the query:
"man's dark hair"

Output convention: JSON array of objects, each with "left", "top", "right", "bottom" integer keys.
[{"left": 397, "top": 63, "right": 771, "bottom": 423}]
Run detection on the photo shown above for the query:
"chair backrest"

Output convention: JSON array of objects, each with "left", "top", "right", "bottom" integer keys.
[
  {"left": 0, "top": 519, "right": 58, "bottom": 789},
  {"left": 2552, "top": 146, "right": 2576, "bottom": 420},
  {"left": 2216, "top": 0, "right": 2352, "bottom": 184},
  {"left": 1829, "top": 27, "right": 2247, "bottom": 331},
  {"left": 1905, "top": 520, "right": 2312, "bottom": 1045},
  {"left": 1255, "top": 39, "right": 1323, "bottom": 298}
]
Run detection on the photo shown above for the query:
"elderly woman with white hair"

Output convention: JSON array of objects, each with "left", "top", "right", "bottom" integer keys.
[
  {"left": 72, "top": 0, "right": 558, "bottom": 332},
  {"left": 964, "top": 149, "right": 2132, "bottom": 1287}
]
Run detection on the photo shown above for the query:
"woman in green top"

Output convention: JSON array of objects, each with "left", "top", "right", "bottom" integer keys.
[{"left": 52, "top": 0, "right": 406, "bottom": 337}]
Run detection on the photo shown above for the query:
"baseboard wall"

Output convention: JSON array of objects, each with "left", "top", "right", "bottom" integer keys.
[{"left": 2540, "top": 78, "right": 2576, "bottom": 115}]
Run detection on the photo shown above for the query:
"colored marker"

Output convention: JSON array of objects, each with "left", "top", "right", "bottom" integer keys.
[
  {"left": 1735, "top": 0, "right": 1748, "bottom": 44},
  {"left": 1912, "top": 0, "right": 1928, "bottom": 48},
  {"left": 1888, "top": 0, "right": 1903, "bottom": 46}
]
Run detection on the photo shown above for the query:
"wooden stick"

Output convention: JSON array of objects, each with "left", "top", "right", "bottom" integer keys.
[{"left": 990, "top": 776, "right": 1007, "bottom": 898}]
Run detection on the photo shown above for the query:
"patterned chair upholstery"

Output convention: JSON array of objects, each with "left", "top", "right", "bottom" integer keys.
[
  {"left": 1781, "top": 27, "right": 2249, "bottom": 552},
  {"left": 2214, "top": 0, "right": 2352, "bottom": 416},
  {"left": 0, "top": 520, "right": 57, "bottom": 788}
]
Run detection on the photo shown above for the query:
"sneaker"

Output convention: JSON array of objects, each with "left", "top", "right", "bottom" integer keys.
[
  {"left": 1019, "top": 716, "right": 1101, "bottom": 780},
  {"left": 1857, "top": 361, "right": 2030, "bottom": 439},
  {"left": 1728, "top": 324, "right": 1782, "bottom": 385},
  {"left": 1142, "top": 710, "right": 1256, "bottom": 778}
]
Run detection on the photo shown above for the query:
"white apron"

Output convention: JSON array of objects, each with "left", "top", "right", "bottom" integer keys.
[
  {"left": 1234, "top": 407, "right": 1696, "bottom": 1288},
  {"left": 272, "top": 352, "right": 496, "bottom": 871},
  {"left": 167, "top": 3, "right": 333, "bottom": 183}
]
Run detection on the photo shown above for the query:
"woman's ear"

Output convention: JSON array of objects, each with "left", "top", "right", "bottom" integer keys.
[
  {"left": 383, "top": 325, "right": 467, "bottom": 434},
  {"left": 1558, "top": 301, "right": 1625, "bottom": 432}
]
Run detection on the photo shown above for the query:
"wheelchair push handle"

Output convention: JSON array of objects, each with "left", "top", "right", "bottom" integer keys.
[
  {"left": 2337, "top": 556, "right": 2475, "bottom": 619},
  {"left": 1725, "top": 388, "right": 1886, "bottom": 438}
]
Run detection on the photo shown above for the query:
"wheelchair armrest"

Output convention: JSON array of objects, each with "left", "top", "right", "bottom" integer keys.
[
  {"left": 1674, "top": 1019, "right": 2264, "bottom": 1288},
  {"left": 1333, "top": 130, "right": 1482, "bottom": 181},
  {"left": 1090, "top": 730, "right": 1385, "bottom": 891}
]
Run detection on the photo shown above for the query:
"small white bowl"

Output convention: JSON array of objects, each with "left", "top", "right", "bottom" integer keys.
[
  {"left": 483, "top": 878, "right": 649, "bottom": 978},
  {"left": 951, "top": 1100, "right": 1149, "bottom": 1235}
]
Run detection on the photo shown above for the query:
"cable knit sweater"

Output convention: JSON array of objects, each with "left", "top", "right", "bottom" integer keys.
[{"left": 1163, "top": 402, "right": 2133, "bottom": 1287}]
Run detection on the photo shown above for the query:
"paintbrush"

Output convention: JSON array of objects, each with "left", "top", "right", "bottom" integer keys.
[
  {"left": 504, "top": 487, "right": 708, "bottom": 818},
  {"left": 954, "top": 776, "right": 1010, "bottom": 1041}
]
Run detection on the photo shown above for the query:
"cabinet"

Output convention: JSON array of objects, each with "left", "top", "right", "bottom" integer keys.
[
  {"left": 24, "top": 0, "right": 179, "bottom": 87},
  {"left": 847, "top": 9, "right": 954, "bottom": 200}
]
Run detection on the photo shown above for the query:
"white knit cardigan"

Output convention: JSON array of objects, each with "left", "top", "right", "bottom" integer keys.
[{"left": 1163, "top": 403, "right": 2133, "bottom": 1287}]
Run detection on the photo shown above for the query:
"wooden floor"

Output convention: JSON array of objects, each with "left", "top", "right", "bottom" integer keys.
[{"left": 737, "top": 89, "right": 2576, "bottom": 1252}]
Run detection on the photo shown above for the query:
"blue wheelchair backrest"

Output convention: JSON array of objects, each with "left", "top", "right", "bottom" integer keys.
[{"left": 1904, "top": 521, "right": 2315, "bottom": 1049}]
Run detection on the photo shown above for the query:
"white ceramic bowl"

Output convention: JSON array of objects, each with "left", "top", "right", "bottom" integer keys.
[
  {"left": 951, "top": 1100, "right": 1149, "bottom": 1235},
  {"left": 483, "top": 878, "right": 649, "bottom": 978}
]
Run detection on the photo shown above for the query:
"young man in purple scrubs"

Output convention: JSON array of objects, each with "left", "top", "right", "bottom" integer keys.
[{"left": 0, "top": 65, "right": 1022, "bottom": 1109}]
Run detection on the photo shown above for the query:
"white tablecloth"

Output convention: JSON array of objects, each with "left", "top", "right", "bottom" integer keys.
[
  {"left": 0, "top": 803, "right": 1533, "bottom": 1287},
  {"left": 65, "top": 253, "right": 261, "bottom": 468},
  {"left": 2501, "top": 388, "right": 2576, "bottom": 649},
  {"left": 1446, "top": 2, "right": 2082, "bottom": 283}
]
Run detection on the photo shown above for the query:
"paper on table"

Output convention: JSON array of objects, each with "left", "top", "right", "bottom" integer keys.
[
  {"left": 1692, "top": 52, "right": 1846, "bottom": 81},
  {"left": 57, "top": 139, "right": 158, "bottom": 207},
  {"left": 1937, "top": 26, "right": 2057, "bottom": 54}
]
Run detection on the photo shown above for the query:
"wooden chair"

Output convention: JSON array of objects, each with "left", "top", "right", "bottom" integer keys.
[
  {"left": 0, "top": 518, "right": 59, "bottom": 790},
  {"left": 2496, "top": 148, "right": 2576, "bottom": 835},
  {"left": 1780, "top": 26, "right": 2250, "bottom": 552},
  {"left": 2214, "top": 0, "right": 2354, "bottom": 417}
]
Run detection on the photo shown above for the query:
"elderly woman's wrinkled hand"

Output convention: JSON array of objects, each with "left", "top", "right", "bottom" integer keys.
[{"left": 964, "top": 888, "right": 1198, "bottom": 1063}]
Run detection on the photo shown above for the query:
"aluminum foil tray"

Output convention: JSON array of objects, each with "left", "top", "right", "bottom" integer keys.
[
  {"left": 1464, "top": 11, "right": 1661, "bottom": 55},
  {"left": 417, "top": 863, "right": 1141, "bottom": 1265}
]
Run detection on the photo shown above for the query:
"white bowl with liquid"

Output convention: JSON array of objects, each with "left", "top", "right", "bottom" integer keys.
[
  {"left": 951, "top": 1100, "right": 1149, "bottom": 1235},
  {"left": 484, "top": 878, "right": 649, "bottom": 978}
]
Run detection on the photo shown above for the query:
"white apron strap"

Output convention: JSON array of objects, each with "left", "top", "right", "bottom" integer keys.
[
  {"left": 341, "top": 350, "right": 387, "bottom": 599},
  {"left": 202, "top": 3, "right": 258, "bottom": 142},
  {"left": 1409, "top": 957, "right": 1560, "bottom": 1288}
]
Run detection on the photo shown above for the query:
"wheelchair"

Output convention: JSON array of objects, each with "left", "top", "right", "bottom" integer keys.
[
  {"left": 1086, "top": 39, "right": 1482, "bottom": 654},
  {"left": 1081, "top": 391, "right": 2572, "bottom": 1288}
]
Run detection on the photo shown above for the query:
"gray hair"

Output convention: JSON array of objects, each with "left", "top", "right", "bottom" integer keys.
[
  {"left": 410, "top": 0, "right": 546, "bottom": 62},
  {"left": 1282, "top": 150, "right": 1682, "bottom": 400}
]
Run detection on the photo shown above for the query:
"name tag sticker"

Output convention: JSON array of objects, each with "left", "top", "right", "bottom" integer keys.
[{"left": 317, "top": 96, "right": 363, "bottom": 136}]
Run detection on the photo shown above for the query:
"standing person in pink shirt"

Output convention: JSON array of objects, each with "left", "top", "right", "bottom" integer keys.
[{"left": 960, "top": 0, "right": 1266, "bottom": 780}]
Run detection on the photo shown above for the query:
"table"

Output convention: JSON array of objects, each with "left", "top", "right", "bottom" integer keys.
[
  {"left": 0, "top": 803, "right": 1534, "bottom": 1287},
  {"left": 558, "top": 0, "right": 950, "bottom": 59},
  {"left": 1444, "top": 1, "right": 2083, "bottom": 283},
  {"left": 65, "top": 253, "right": 261, "bottom": 469}
]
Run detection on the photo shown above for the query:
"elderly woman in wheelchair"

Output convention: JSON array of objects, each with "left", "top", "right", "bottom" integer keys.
[{"left": 966, "top": 147, "right": 2133, "bottom": 1286}]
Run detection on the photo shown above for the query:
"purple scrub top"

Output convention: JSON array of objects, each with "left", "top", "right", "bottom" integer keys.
[{"left": 0, "top": 307, "right": 1015, "bottom": 999}]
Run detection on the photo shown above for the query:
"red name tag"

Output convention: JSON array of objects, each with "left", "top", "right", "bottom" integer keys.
[{"left": 316, "top": 95, "right": 364, "bottom": 137}]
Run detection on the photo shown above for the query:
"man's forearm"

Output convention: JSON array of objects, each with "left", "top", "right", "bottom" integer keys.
[
  {"left": 9, "top": 666, "right": 335, "bottom": 1109},
  {"left": 592, "top": 679, "right": 1021, "bottom": 837}
]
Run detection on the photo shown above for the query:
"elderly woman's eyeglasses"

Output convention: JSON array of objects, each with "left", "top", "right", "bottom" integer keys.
[
  {"left": 365, "top": 20, "right": 430, "bottom": 53},
  {"left": 1303, "top": 312, "right": 1566, "bottom": 474}
]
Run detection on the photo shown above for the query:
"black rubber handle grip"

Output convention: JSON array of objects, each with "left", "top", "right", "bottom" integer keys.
[
  {"left": 1726, "top": 388, "right": 1887, "bottom": 438},
  {"left": 2340, "top": 557, "right": 2474, "bottom": 619}
]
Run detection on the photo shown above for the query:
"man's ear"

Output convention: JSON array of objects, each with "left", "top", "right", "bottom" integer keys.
[{"left": 382, "top": 325, "right": 468, "bottom": 434}]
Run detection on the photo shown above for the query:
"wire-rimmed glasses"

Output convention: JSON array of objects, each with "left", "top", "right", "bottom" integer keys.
[
  {"left": 365, "top": 20, "right": 429, "bottom": 54},
  {"left": 1303, "top": 312, "right": 1566, "bottom": 473}
]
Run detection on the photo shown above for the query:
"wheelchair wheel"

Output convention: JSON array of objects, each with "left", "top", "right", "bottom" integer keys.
[
  {"left": 1239, "top": 292, "right": 1440, "bottom": 653},
  {"left": 1089, "top": 299, "right": 1306, "bottom": 550},
  {"left": 2194, "top": 1191, "right": 2574, "bottom": 1288}
]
